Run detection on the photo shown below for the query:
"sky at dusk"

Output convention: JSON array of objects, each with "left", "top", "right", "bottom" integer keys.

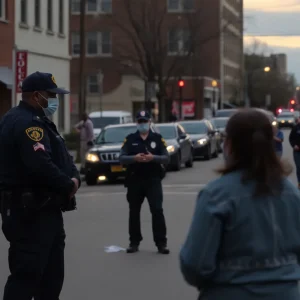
[{"left": 244, "top": 0, "right": 300, "bottom": 82}]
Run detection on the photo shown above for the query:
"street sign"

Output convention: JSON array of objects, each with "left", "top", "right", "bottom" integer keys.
[{"left": 15, "top": 51, "right": 28, "bottom": 93}]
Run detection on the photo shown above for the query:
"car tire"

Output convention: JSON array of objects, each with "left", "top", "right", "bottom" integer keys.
[
  {"left": 85, "top": 175, "right": 98, "bottom": 186},
  {"left": 173, "top": 153, "right": 181, "bottom": 171},
  {"left": 185, "top": 149, "right": 193, "bottom": 168},
  {"left": 204, "top": 145, "right": 211, "bottom": 160}
]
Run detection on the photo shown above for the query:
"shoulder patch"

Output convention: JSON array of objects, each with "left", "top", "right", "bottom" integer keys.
[
  {"left": 25, "top": 127, "right": 44, "bottom": 142},
  {"left": 122, "top": 138, "right": 127, "bottom": 147},
  {"left": 161, "top": 138, "right": 167, "bottom": 147}
]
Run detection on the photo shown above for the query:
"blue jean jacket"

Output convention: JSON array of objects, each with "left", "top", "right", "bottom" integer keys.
[{"left": 180, "top": 171, "right": 300, "bottom": 299}]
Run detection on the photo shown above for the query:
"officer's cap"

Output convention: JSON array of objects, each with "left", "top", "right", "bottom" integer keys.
[
  {"left": 21, "top": 71, "right": 69, "bottom": 94},
  {"left": 136, "top": 110, "right": 151, "bottom": 121}
]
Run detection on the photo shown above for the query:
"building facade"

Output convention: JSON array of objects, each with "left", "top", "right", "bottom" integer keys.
[
  {"left": 0, "top": 0, "right": 15, "bottom": 118},
  {"left": 0, "top": 0, "right": 71, "bottom": 133},
  {"left": 15, "top": 0, "right": 71, "bottom": 133},
  {"left": 69, "top": 0, "right": 244, "bottom": 121}
]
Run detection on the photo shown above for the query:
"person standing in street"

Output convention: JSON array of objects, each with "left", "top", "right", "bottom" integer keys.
[
  {"left": 289, "top": 116, "right": 300, "bottom": 189},
  {"left": 119, "top": 110, "right": 170, "bottom": 254},
  {"left": 75, "top": 112, "right": 94, "bottom": 174},
  {"left": 180, "top": 109, "right": 300, "bottom": 300},
  {"left": 0, "top": 71, "right": 81, "bottom": 300},
  {"left": 273, "top": 124, "right": 284, "bottom": 158}
]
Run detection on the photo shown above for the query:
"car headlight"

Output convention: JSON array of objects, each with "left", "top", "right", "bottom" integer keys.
[
  {"left": 288, "top": 120, "right": 293, "bottom": 123},
  {"left": 167, "top": 145, "right": 175, "bottom": 153},
  {"left": 197, "top": 138, "right": 207, "bottom": 145},
  {"left": 281, "top": 120, "right": 285, "bottom": 123},
  {"left": 85, "top": 153, "right": 99, "bottom": 162},
  {"left": 272, "top": 121, "right": 277, "bottom": 126}
]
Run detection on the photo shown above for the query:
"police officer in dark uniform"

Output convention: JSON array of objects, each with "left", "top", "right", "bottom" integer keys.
[
  {"left": 119, "top": 111, "right": 170, "bottom": 254},
  {"left": 0, "top": 71, "right": 81, "bottom": 300}
]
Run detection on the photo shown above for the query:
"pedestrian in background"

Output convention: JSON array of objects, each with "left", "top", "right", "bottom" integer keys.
[
  {"left": 180, "top": 109, "right": 300, "bottom": 300},
  {"left": 0, "top": 72, "right": 80, "bottom": 300},
  {"left": 119, "top": 110, "right": 170, "bottom": 254},
  {"left": 289, "top": 116, "right": 300, "bottom": 189},
  {"left": 75, "top": 112, "right": 94, "bottom": 174},
  {"left": 273, "top": 124, "right": 284, "bottom": 158}
]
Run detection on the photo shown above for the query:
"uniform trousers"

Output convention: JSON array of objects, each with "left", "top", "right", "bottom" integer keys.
[
  {"left": 126, "top": 177, "right": 167, "bottom": 247},
  {"left": 1, "top": 207, "right": 65, "bottom": 300}
]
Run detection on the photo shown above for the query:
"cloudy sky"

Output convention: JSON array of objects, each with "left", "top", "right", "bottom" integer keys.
[{"left": 244, "top": 0, "right": 300, "bottom": 82}]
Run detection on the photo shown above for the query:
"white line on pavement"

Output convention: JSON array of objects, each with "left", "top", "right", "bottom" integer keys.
[{"left": 77, "top": 191, "right": 198, "bottom": 198}]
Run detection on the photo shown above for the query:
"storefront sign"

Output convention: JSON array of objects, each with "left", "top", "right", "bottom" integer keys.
[{"left": 15, "top": 51, "right": 28, "bottom": 93}]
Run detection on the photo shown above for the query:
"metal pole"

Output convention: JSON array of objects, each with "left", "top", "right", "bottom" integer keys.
[
  {"left": 78, "top": 0, "right": 86, "bottom": 119},
  {"left": 12, "top": 46, "right": 16, "bottom": 108},
  {"left": 179, "top": 85, "right": 183, "bottom": 120},
  {"left": 212, "top": 88, "right": 216, "bottom": 117},
  {"left": 244, "top": 71, "right": 250, "bottom": 108},
  {"left": 144, "top": 80, "right": 148, "bottom": 111}
]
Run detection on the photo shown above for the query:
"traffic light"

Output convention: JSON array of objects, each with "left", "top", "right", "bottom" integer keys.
[
  {"left": 291, "top": 99, "right": 295, "bottom": 105},
  {"left": 178, "top": 79, "right": 184, "bottom": 87}
]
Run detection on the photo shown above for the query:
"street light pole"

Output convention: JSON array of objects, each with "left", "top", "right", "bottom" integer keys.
[{"left": 78, "top": 0, "right": 86, "bottom": 119}]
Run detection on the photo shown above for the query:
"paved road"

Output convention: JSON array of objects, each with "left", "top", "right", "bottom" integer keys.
[{"left": 0, "top": 129, "right": 297, "bottom": 299}]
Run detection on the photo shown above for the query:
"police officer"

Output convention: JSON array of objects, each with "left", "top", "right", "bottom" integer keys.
[
  {"left": 119, "top": 110, "right": 170, "bottom": 254},
  {"left": 0, "top": 71, "right": 81, "bottom": 300},
  {"left": 289, "top": 116, "right": 300, "bottom": 189}
]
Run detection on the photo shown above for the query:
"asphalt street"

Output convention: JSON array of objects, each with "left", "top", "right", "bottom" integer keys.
[{"left": 0, "top": 129, "right": 297, "bottom": 299}]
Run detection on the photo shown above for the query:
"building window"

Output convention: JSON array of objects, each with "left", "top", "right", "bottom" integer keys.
[
  {"left": 71, "top": 0, "right": 80, "bottom": 13},
  {"left": 59, "top": 0, "right": 64, "bottom": 34},
  {"left": 20, "top": 0, "right": 27, "bottom": 23},
  {"left": 47, "top": 0, "right": 53, "bottom": 31},
  {"left": 168, "top": 29, "right": 190, "bottom": 54},
  {"left": 167, "top": 0, "right": 194, "bottom": 11},
  {"left": 34, "top": 0, "right": 41, "bottom": 27},
  {"left": 86, "top": 31, "right": 112, "bottom": 56},
  {"left": 87, "top": 0, "right": 112, "bottom": 13},
  {"left": 58, "top": 94, "right": 65, "bottom": 132},
  {"left": 71, "top": 32, "right": 80, "bottom": 55},
  {"left": 87, "top": 75, "right": 99, "bottom": 93},
  {"left": 0, "top": 0, "right": 6, "bottom": 19}
]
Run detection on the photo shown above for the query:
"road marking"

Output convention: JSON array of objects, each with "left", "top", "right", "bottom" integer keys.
[{"left": 77, "top": 191, "right": 199, "bottom": 198}]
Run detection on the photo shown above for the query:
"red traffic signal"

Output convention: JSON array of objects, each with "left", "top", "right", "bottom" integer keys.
[
  {"left": 178, "top": 80, "right": 184, "bottom": 87},
  {"left": 291, "top": 99, "right": 295, "bottom": 105}
]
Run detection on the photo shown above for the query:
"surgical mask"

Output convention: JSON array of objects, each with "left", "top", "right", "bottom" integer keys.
[
  {"left": 137, "top": 123, "right": 150, "bottom": 133},
  {"left": 43, "top": 98, "right": 59, "bottom": 117},
  {"left": 37, "top": 93, "right": 59, "bottom": 116}
]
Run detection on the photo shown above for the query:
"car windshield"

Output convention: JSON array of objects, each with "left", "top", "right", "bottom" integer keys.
[
  {"left": 215, "top": 110, "right": 237, "bottom": 117},
  {"left": 211, "top": 118, "right": 228, "bottom": 129},
  {"left": 180, "top": 122, "right": 207, "bottom": 134},
  {"left": 277, "top": 113, "right": 294, "bottom": 119},
  {"left": 156, "top": 126, "right": 176, "bottom": 139},
  {"left": 90, "top": 116, "right": 120, "bottom": 129},
  {"left": 95, "top": 126, "right": 137, "bottom": 144}
]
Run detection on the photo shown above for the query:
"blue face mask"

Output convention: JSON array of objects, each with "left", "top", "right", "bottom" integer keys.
[
  {"left": 43, "top": 98, "right": 59, "bottom": 117},
  {"left": 137, "top": 123, "right": 150, "bottom": 133}
]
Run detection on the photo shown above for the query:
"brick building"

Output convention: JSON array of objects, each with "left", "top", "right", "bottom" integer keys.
[
  {"left": 70, "top": 0, "right": 243, "bottom": 122},
  {"left": 0, "top": 0, "right": 72, "bottom": 133},
  {"left": 0, "top": 0, "right": 15, "bottom": 118}
]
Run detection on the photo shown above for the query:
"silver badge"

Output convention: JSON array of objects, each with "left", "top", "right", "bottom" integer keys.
[{"left": 151, "top": 141, "right": 156, "bottom": 148}]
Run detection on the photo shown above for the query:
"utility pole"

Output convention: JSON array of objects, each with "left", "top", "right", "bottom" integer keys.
[{"left": 78, "top": 0, "right": 86, "bottom": 119}]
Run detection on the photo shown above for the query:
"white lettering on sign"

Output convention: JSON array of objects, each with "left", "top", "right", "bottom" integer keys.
[{"left": 15, "top": 51, "right": 28, "bottom": 93}]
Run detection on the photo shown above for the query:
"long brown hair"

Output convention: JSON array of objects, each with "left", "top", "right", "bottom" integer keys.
[{"left": 218, "top": 109, "right": 292, "bottom": 196}]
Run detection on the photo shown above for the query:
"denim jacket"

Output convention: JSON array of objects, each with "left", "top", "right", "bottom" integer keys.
[{"left": 180, "top": 171, "right": 300, "bottom": 290}]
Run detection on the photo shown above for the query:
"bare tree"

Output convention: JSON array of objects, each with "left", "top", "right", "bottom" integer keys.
[
  {"left": 108, "top": 0, "right": 235, "bottom": 120},
  {"left": 244, "top": 39, "right": 296, "bottom": 110}
]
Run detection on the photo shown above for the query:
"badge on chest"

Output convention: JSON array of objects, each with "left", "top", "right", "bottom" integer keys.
[{"left": 150, "top": 141, "right": 156, "bottom": 149}]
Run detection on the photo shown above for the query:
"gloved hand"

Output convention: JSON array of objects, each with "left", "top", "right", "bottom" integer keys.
[{"left": 61, "top": 196, "right": 77, "bottom": 212}]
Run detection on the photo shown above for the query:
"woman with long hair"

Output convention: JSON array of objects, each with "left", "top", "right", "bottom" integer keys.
[{"left": 180, "top": 109, "right": 300, "bottom": 299}]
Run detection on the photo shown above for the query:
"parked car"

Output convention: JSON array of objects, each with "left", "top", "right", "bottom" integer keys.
[
  {"left": 210, "top": 117, "right": 229, "bottom": 152},
  {"left": 89, "top": 110, "right": 133, "bottom": 139},
  {"left": 179, "top": 120, "right": 219, "bottom": 160},
  {"left": 255, "top": 108, "right": 277, "bottom": 127},
  {"left": 276, "top": 111, "right": 295, "bottom": 128},
  {"left": 215, "top": 109, "right": 238, "bottom": 118},
  {"left": 84, "top": 123, "right": 162, "bottom": 185},
  {"left": 156, "top": 123, "right": 193, "bottom": 171}
]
